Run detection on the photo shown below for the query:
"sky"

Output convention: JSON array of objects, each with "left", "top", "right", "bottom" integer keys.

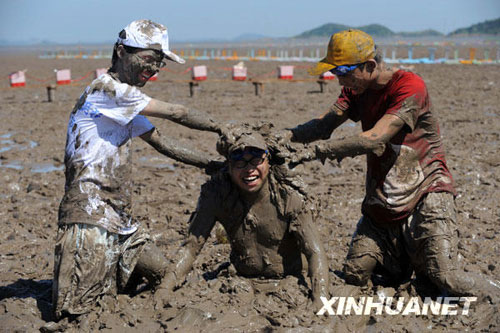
[{"left": 1, "top": 0, "right": 499, "bottom": 44}]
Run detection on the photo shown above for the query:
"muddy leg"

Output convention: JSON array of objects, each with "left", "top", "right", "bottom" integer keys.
[
  {"left": 343, "top": 217, "right": 382, "bottom": 286},
  {"left": 423, "top": 236, "right": 474, "bottom": 295},
  {"left": 412, "top": 193, "right": 500, "bottom": 301},
  {"left": 424, "top": 235, "right": 500, "bottom": 303},
  {"left": 343, "top": 254, "right": 378, "bottom": 286}
]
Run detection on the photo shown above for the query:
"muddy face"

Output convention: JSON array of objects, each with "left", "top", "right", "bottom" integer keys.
[
  {"left": 229, "top": 148, "right": 270, "bottom": 193},
  {"left": 337, "top": 67, "right": 372, "bottom": 95},
  {"left": 118, "top": 47, "right": 164, "bottom": 87}
]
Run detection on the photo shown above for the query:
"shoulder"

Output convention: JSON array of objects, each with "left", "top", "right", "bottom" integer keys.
[
  {"left": 391, "top": 70, "right": 426, "bottom": 92},
  {"left": 200, "top": 170, "right": 233, "bottom": 201},
  {"left": 87, "top": 74, "right": 119, "bottom": 96},
  {"left": 88, "top": 74, "right": 145, "bottom": 100},
  {"left": 268, "top": 166, "right": 310, "bottom": 219}
]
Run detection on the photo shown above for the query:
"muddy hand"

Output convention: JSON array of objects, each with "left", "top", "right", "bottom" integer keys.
[
  {"left": 217, "top": 121, "right": 236, "bottom": 138},
  {"left": 273, "top": 129, "right": 293, "bottom": 146},
  {"left": 312, "top": 296, "right": 324, "bottom": 314},
  {"left": 288, "top": 147, "right": 317, "bottom": 168},
  {"left": 153, "top": 287, "right": 173, "bottom": 310},
  {"left": 314, "top": 144, "right": 327, "bottom": 164},
  {"left": 153, "top": 272, "right": 176, "bottom": 310},
  {"left": 315, "top": 144, "right": 344, "bottom": 164}
]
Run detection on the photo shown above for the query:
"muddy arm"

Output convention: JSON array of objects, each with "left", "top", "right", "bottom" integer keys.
[
  {"left": 290, "top": 105, "right": 349, "bottom": 144},
  {"left": 295, "top": 114, "right": 405, "bottom": 164},
  {"left": 160, "top": 199, "right": 218, "bottom": 292},
  {"left": 321, "top": 114, "right": 405, "bottom": 161},
  {"left": 140, "top": 128, "right": 223, "bottom": 174},
  {"left": 141, "top": 98, "right": 223, "bottom": 134},
  {"left": 290, "top": 210, "right": 329, "bottom": 305}
]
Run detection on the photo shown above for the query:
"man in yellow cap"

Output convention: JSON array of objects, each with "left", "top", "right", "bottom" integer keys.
[{"left": 278, "top": 29, "right": 499, "bottom": 299}]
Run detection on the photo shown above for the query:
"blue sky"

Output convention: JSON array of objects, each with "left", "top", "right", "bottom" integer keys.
[{"left": 1, "top": 0, "right": 499, "bottom": 44}]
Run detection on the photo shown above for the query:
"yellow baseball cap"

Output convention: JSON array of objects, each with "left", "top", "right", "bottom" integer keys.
[{"left": 308, "top": 29, "right": 375, "bottom": 76}]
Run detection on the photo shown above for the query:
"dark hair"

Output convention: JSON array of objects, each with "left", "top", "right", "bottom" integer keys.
[
  {"left": 373, "top": 45, "right": 383, "bottom": 64},
  {"left": 111, "top": 29, "right": 128, "bottom": 67},
  {"left": 111, "top": 44, "right": 147, "bottom": 68}
]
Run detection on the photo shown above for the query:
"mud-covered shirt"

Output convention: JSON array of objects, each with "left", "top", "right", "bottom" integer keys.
[
  {"left": 189, "top": 166, "right": 314, "bottom": 277},
  {"left": 336, "top": 70, "right": 456, "bottom": 225},
  {"left": 58, "top": 73, "right": 154, "bottom": 234}
]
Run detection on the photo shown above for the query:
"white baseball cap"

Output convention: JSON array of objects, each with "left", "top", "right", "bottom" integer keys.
[{"left": 117, "top": 19, "right": 185, "bottom": 64}]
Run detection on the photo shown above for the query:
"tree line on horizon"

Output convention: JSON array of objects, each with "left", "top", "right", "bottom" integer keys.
[{"left": 295, "top": 17, "right": 500, "bottom": 38}]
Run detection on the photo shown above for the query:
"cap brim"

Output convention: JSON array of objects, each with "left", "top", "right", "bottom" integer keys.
[
  {"left": 308, "top": 60, "right": 336, "bottom": 76},
  {"left": 228, "top": 142, "right": 267, "bottom": 155},
  {"left": 164, "top": 50, "right": 185, "bottom": 64}
]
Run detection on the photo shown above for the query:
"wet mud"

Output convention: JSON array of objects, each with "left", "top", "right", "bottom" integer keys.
[{"left": 0, "top": 52, "right": 499, "bottom": 331}]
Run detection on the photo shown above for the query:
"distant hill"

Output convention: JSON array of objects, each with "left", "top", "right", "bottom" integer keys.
[
  {"left": 296, "top": 23, "right": 394, "bottom": 38},
  {"left": 399, "top": 29, "right": 443, "bottom": 37},
  {"left": 296, "top": 23, "right": 444, "bottom": 38},
  {"left": 449, "top": 17, "right": 500, "bottom": 35},
  {"left": 297, "top": 23, "right": 350, "bottom": 38}
]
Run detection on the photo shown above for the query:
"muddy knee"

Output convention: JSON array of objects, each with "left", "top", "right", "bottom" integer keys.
[
  {"left": 134, "top": 243, "right": 169, "bottom": 286},
  {"left": 343, "top": 255, "right": 377, "bottom": 286}
]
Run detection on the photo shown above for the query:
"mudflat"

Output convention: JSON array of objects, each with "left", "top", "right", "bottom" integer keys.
[{"left": 1, "top": 52, "right": 499, "bottom": 331}]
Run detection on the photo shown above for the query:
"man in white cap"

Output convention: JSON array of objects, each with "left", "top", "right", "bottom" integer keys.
[
  {"left": 52, "top": 19, "right": 224, "bottom": 320},
  {"left": 155, "top": 125, "right": 329, "bottom": 310}
]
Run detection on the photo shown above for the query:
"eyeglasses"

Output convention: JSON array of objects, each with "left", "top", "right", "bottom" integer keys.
[
  {"left": 122, "top": 44, "right": 166, "bottom": 68},
  {"left": 229, "top": 148, "right": 268, "bottom": 169},
  {"left": 330, "top": 63, "right": 361, "bottom": 76}
]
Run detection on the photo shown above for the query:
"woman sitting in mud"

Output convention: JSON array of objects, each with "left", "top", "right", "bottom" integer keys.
[{"left": 156, "top": 126, "right": 329, "bottom": 309}]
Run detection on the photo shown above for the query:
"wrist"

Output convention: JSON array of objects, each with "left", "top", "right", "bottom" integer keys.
[{"left": 158, "top": 271, "right": 176, "bottom": 291}]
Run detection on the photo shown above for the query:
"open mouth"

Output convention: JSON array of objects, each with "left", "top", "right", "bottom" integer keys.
[
  {"left": 243, "top": 175, "right": 259, "bottom": 184},
  {"left": 140, "top": 69, "right": 156, "bottom": 82},
  {"left": 140, "top": 72, "right": 152, "bottom": 81}
]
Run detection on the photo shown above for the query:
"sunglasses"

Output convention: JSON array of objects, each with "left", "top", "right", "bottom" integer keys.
[
  {"left": 229, "top": 148, "right": 268, "bottom": 169},
  {"left": 330, "top": 63, "right": 361, "bottom": 76}
]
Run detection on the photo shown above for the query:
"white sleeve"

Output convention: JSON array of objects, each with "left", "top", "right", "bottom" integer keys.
[
  {"left": 130, "top": 115, "right": 155, "bottom": 137},
  {"left": 87, "top": 75, "right": 151, "bottom": 126}
]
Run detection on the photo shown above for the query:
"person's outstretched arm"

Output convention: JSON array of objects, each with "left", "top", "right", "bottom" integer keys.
[
  {"left": 141, "top": 98, "right": 223, "bottom": 134},
  {"left": 290, "top": 209, "right": 329, "bottom": 310},
  {"left": 293, "top": 113, "right": 405, "bottom": 165},
  {"left": 140, "top": 128, "right": 223, "bottom": 174},
  {"left": 289, "top": 104, "right": 350, "bottom": 144},
  {"left": 154, "top": 185, "right": 218, "bottom": 307}
]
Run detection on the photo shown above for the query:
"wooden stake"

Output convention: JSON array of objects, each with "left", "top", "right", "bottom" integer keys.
[
  {"left": 189, "top": 81, "right": 199, "bottom": 97},
  {"left": 252, "top": 81, "right": 263, "bottom": 96},
  {"left": 317, "top": 80, "right": 328, "bottom": 93},
  {"left": 47, "top": 85, "right": 56, "bottom": 102}
]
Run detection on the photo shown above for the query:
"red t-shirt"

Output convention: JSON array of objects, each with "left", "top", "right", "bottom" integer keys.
[{"left": 335, "top": 70, "right": 456, "bottom": 225}]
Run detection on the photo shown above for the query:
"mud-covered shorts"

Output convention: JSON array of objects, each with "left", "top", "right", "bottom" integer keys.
[
  {"left": 344, "top": 192, "right": 461, "bottom": 287},
  {"left": 52, "top": 223, "right": 149, "bottom": 319}
]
